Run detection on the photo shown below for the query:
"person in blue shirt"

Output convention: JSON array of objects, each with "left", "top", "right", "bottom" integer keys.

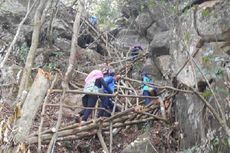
[
  {"left": 98, "top": 68, "right": 120, "bottom": 117},
  {"left": 89, "top": 15, "right": 97, "bottom": 27},
  {"left": 141, "top": 72, "right": 157, "bottom": 105}
]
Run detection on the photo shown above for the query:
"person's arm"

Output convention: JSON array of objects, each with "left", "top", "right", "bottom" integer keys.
[
  {"left": 106, "top": 76, "right": 114, "bottom": 84},
  {"left": 100, "top": 78, "right": 113, "bottom": 94},
  {"left": 138, "top": 46, "right": 143, "bottom": 50}
]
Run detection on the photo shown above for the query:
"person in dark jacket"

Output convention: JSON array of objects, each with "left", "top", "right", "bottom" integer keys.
[
  {"left": 130, "top": 45, "right": 143, "bottom": 60},
  {"left": 77, "top": 72, "right": 113, "bottom": 122}
]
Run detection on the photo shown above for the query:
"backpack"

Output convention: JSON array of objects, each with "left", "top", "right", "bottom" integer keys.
[
  {"left": 83, "top": 80, "right": 99, "bottom": 93},
  {"left": 84, "top": 70, "right": 103, "bottom": 93}
]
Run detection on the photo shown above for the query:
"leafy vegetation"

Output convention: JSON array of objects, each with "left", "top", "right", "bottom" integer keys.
[
  {"left": 148, "top": 0, "right": 157, "bottom": 9},
  {"left": 184, "top": 32, "right": 191, "bottom": 43},
  {"left": 95, "top": 0, "right": 119, "bottom": 29},
  {"left": 202, "top": 9, "right": 210, "bottom": 17},
  {"left": 17, "top": 42, "right": 29, "bottom": 64},
  {"left": 201, "top": 89, "right": 212, "bottom": 99},
  {"left": 43, "top": 62, "right": 57, "bottom": 72}
]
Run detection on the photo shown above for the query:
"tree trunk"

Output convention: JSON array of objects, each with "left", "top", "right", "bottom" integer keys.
[
  {"left": 14, "top": 69, "right": 50, "bottom": 143},
  {"left": 63, "top": 0, "right": 85, "bottom": 88},
  {"left": 18, "top": 0, "right": 51, "bottom": 97}
]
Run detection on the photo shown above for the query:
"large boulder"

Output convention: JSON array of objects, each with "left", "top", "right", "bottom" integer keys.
[
  {"left": 115, "top": 29, "right": 149, "bottom": 52},
  {"left": 135, "top": 12, "right": 154, "bottom": 36},
  {"left": 168, "top": 0, "right": 230, "bottom": 150},
  {"left": 0, "top": 65, "right": 21, "bottom": 104},
  {"left": 0, "top": 0, "right": 26, "bottom": 15},
  {"left": 146, "top": 22, "right": 168, "bottom": 41},
  {"left": 54, "top": 38, "right": 71, "bottom": 52},
  {"left": 121, "top": 132, "right": 157, "bottom": 153},
  {"left": 141, "top": 58, "right": 162, "bottom": 80},
  {"left": 150, "top": 30, "right": 171, "bottom": 57},
  {"left": 156, "top": 55, "right": 172, "bottom": 79},
  {"left": 175, "top": 93, "right": 205, "bottom": 149},
  {"left": 196, "top": 0, "right": 230, "bottom": 40}
]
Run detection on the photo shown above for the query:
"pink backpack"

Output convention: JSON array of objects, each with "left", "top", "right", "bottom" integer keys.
[
  {"left": 85, "top": 70, "right": 103, "bottom": 83},
  {"left": 84, "top": 70, "right": 103, "bottom": 93}
]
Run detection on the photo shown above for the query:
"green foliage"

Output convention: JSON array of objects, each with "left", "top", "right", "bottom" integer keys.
[
  {"left": 95, "top": 0, "right": 119, "bottom": 28},
  {"left": 201, "top": 90, "right": 212, "bottom": 99},
  {"left": 18, "top": 42, "right": 29, "bottom": 64},
  {"left": 52, "top": 51, "right": 64, "bottom": 58},
  {"left": 148, "top": 0, "right": 157, "bottom": 9},
  {"left": 43, "top": 62, "right": 57, "bottom": 72},
  {"left": 210, "top": 137, "right": 228, "bottom": 153},
  {"left": 228, "top": 137, "right": 230, "bottom": 147},
  {"left": 184, "top": 32, "right": 191, "bottom": 43},
  {"left": 202, "top": 9, "right": 210, "bottom": 17},
  {"left": 160, "top": 0, "right": 166, "bottom": 5},
  {"left": 216, "top": 87, "right": 229, "bottom": 97},
  {"left": 202, "top": 55, "right": 212, "bottom": 64},
  {"left": 179, "top": 146, "right": 198, "bottom": 153},
  {"left": 170, "top": 5, "right": 177, "bottom": 13},
  {"left": 211, "top": 137, "right": 220, "bottom": 146},
  {"left": 142, "top": 122, "right": 151, "bottom": 133},
  {"left": 201, "top": 53, "right": 225, "bottom": 79}
]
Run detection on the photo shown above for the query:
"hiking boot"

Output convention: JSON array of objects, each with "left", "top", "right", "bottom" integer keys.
[{"left": 75, "top": 114, "right": 81, "bottom": 123}]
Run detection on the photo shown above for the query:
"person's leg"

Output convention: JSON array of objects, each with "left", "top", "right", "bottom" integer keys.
[
  {"left": 82, "top": 95, "right": 98, "bottom": 121},
  {"left": 103, "top": 97, "right": 112, "bottom": 117},
  {"left": 79, "top": 95, "right": 88, "bottom": 117},
  {"left": 98, "top": 96, "right": 107, "bottom": 117},
  {"left": 143, "top": 90, "right": 151, "bottom": 105},
  {"left": 107, "top": 98, "right": 120, "bottom": 113}
]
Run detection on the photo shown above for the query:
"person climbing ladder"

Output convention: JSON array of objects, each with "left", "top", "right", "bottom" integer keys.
[
  {"left": 76, "top": 70, "right": 113, "bottom": 122},
  {"left": 141, "top": 71, "right": 157, "bottom": 105},
  {"left": 98, "top": 67, "right": 120, "bottom": 117}
]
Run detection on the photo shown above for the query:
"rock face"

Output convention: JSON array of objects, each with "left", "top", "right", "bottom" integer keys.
[
  {"left": 135, "top": 12, "right": 154, "bottom": 36},
  {"left": 121, "top": 133, "right": 157, "bottom": 153},
  {"left": 119, "top": 0, "right": 230, "bottom": 151},
  {"left": 0, "top": 65, "right": 21, "bottom": 104}
]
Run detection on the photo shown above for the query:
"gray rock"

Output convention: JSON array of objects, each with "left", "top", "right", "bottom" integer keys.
[
  {"left": 146, "top": 22, "right": 166, "bottom": 41},
  {"left": 150, "top": 30, "right": 171, "bottom": 57},
  {"left": 168, "top": 1, "right": 230, "bottom": 150},
  {"left": 135, "top": 12, "right": 154, "bottom": 36},
  {"left": 121, "top": 132, "right": 157, "bottom": 153},
  {"left": 196, "top": 0, "right": 230, "bottom": 41},
  {"left": 142, "top": 58, "right": 162, "bottom": 80},
  {"left": 0, "top": 65, "right": 22, "bottom": 104},
  {"left": 115, "top": 29, "right": 149, "bottom": 52},
  {"left": 52, "top": 19, "right": 68, "bottom": 31},
  {"left": 0, "top": 0, "right": 26, "bottom": 14},
  {"left": 34, "top": 53, "right": 45, "bottom": 67},
  {"left": 54, "top": 38, "right": 71, "bottom": 52},
  {"left": 175, "top": 93, "right": 205, "bottom": 149},
  {"left": 156, "top": 55, "right": 172, "bottom": 79}
]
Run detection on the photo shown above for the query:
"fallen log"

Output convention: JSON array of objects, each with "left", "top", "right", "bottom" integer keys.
[{"left": 14, "top": 69, "right": 51, "bottom": 143}]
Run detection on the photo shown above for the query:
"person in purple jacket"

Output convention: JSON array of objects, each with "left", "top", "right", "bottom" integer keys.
[{"left": 130, "top": 44, "right": 143, "bottom": 60}]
